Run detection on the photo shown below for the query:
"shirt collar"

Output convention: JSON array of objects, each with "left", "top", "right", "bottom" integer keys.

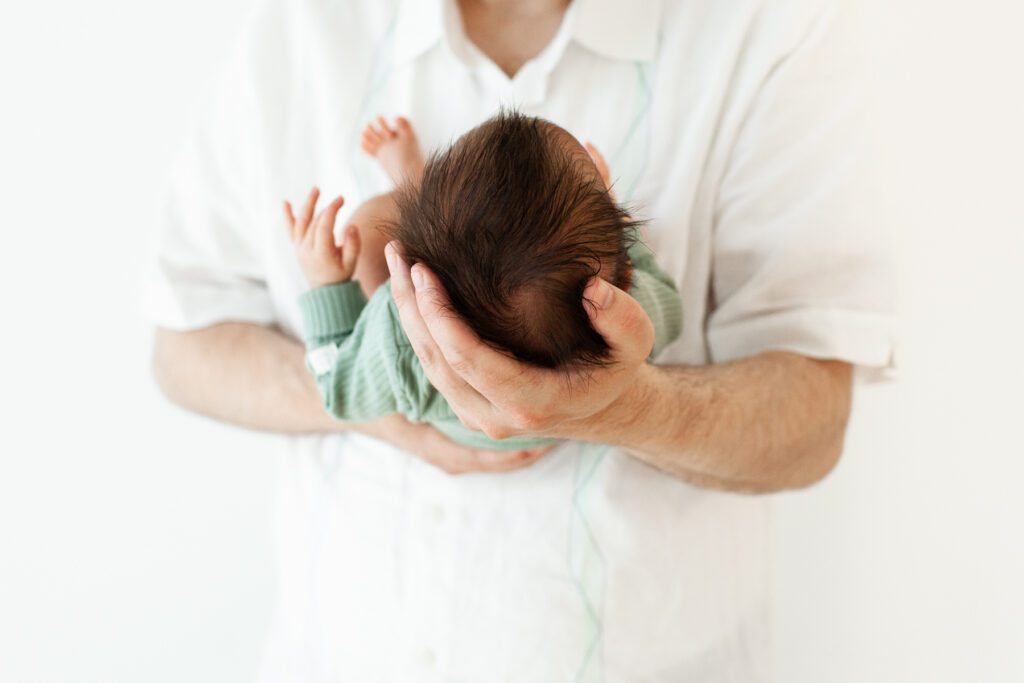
[
  {"left": 572, "top": 0, "right": 660, "bottom": 62},
  {"left": 393, "top": 0, "right": 445, "bottom": 66},
  {"left": 393, "top": 0, "right": 660, "bottom": 67}
]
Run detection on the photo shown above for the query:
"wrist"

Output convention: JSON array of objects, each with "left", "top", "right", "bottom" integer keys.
[
  {"left": 609, "top": 364, "right": 706, "bottom": 467},
  {"left": 298, "top": 281, "right": 368, "bottom": 343},
  {"left": 563, "top": 362, "right": 662, "bottom": 446},
  {"left": 609, "top": 363, "right": 661, "bottom": 444},
  {"left": 307, "top": 275, "right": 351, "bottom": 290}
]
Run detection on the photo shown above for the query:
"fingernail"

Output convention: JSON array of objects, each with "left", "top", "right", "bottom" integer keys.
[
  {"left": 411, "top": 266, "right": 424, "bottom": 289},
  {"left": 384, "top": 243, "right": 395, "bottom": 268}
]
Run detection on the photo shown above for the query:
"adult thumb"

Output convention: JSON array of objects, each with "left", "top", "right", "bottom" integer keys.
[{"left": 583, "top": 278, "right": 655, "bottom": 361}]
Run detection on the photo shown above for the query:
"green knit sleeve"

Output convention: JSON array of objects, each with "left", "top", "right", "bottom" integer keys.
[
  {"left": 627, "top": 238, "right": 683, "bottom": 358},
  {"left": 298, "top": 281, "right": 400, "bottom": 422}
]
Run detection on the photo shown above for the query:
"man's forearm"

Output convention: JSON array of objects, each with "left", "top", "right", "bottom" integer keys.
[
  {"left": 152, "top": 322, "right": 343, "bottom": 433},
  {"left": 594, "top": 352, "right": 853, "bottom": 493}
]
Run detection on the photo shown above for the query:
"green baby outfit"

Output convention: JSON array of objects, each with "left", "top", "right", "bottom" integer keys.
[{"left": 299, "top": 239, "right": 683, "bottom": 450}]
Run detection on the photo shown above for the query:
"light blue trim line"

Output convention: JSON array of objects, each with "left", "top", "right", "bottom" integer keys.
[
  {"left": 568, "top": 445, "right": 610, "bottom": 682},
  {"left": 311, "top": 441, "right": 343, "bottom": 680},
  {"left": 313, "top": 11, "right": 399, "bottom": 672},
  {"left": 624, "top": 62, "right": 654, "bottom": 201},
  {"left": 610, "top": 61, "right": 655, "bottom": 204},
  {"left": 568, "top": 64, "right": 654, "bottom": 677}
]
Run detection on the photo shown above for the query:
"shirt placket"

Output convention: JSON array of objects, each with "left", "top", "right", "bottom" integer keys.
[{"left": 398, "top": 471, "right": 461, "bottom": 680}]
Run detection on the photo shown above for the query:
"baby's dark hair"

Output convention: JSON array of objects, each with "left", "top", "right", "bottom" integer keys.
[{"left": 387, "top": 111, "right": 638, "bottom": 369}]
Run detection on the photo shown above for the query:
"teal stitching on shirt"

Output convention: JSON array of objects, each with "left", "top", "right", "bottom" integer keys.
[
  {"left": 610, "top": 62, "right": 654, "bottom": 203},
  {"left": 567, "top": 62, "right": 654, "bottom": 681},
  {"left": 624, "top": 62, "right": 654, "bottom": 201},
  {"left": 311, "top": 445, "right": 341, "bottom": 679},
  {"left": 568, "top": 445, "right": 609, "bottom": 682}
]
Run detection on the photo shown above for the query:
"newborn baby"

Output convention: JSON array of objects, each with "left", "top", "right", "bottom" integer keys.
[{"left": 286, "top": 111, "right": 682, "bottom": 450}]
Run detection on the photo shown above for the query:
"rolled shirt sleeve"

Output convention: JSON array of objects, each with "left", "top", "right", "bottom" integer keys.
[
  {"left": 142, "top": 0, "right": 288, "bottom": 330},
  {"left": 706, "top": 1, "right": 897, "bottom": 377}
]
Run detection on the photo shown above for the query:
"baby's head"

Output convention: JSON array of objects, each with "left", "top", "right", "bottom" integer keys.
[{"left": 388, "top": 111, "right": 638, "bottom": 369}]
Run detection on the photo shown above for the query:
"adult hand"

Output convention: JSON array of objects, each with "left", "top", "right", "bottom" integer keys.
[
  {"left": 384, "top": 242, "right": 656, "bottom": 443},
  {"left": 357, "top": 413, "right": 553, "bottom": 475}
]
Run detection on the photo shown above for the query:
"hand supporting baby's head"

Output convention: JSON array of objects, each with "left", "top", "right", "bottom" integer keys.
[{"left": 385, "top": 111, "right": 638, "bottom": 369}]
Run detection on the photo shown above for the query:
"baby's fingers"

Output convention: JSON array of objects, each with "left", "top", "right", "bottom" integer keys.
[
  {"left": 312, "top": 195, "right": 345, "bottom": 250},
  {"left": 376, "top": 115, "right": 397, "bottom": 139},
  {"left": 283, "top": 201, "right": 297, "bottom": 240},
  {"left": 296, "top": 187, "right": 320, "bottom": 240},
  {"left": 340, "top": 225, "right": 361, "bottom": 278}
]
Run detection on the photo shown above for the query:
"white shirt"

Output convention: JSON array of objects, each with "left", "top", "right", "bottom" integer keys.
[{"left": 146, "top": 0, "right": 896, "bottom": 680}]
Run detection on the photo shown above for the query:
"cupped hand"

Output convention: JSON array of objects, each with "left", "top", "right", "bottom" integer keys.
[
  {"left": 384, "top": 242, "right": 657, "bottom": 443},
  {"left": 357, "top": 413, "right": 553, "bottom": 475}
]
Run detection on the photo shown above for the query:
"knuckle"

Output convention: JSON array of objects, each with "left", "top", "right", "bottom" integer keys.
[
  {"left": 413, "top": 342, "right": 439, "bottom": 369},
  {"left": 453, "top": 411, "right": 480, "bottom": 432},
  {"left": 516, "top": 408, "right": 537, "bottom": 428},
  {"left": 390, "top": 277, "right": 409, "bottom": 299},
  {"left": 446, "top": 351, "right": 474, "bottom": 376},
  {"left": 414, "top": 279, "right": 449, "bottom": 312},
  {"left": 418, "top": 290, "right": 446, "bottom": 317},
  {"left": 508, "top": 406, "right": 543, "bottom": 431},
  {"left": 393, "top": 295, "right": 415, "bottom": 321},
  {"left": 480, "top": 422, "right": 511, "bottom": 441}
]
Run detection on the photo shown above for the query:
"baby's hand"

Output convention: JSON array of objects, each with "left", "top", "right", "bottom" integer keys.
[{"left": 285, "top": 187, "right": 361, "bottom": 289}]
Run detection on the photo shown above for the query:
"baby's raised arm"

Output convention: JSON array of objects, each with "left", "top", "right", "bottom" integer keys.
[{"left": 286, "top": 188, "right": 404, "bottom": 422}]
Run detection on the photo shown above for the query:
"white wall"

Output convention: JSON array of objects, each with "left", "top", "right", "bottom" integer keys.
[
  {"left": 0, "top": 2, "right": 276, "bottom": 681},
  {"left": 0, "top": 1, "right": 1020, "bottom": 682},
  {"left": 773, "top": 3, "right": 1024, "bottom": 680}
]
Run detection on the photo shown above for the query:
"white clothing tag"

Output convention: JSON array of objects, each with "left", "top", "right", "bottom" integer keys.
[{"left": 307, "top": 344, "right": 339, "bottom": 376}]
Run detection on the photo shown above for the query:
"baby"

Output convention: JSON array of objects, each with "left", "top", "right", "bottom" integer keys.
[{"left": 286, "top": 111, "right": 683, "bottom": 450}]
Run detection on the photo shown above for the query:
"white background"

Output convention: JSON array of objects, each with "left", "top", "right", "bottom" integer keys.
[{"left": 1, "top": 1, "right": 1021, "bottom": 681}]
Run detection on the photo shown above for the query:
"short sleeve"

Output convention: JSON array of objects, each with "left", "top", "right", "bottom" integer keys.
[
  {"left": 707, "top": 1, "right": 897, "bottom": 378},
  {"left": 142, "top": 0, "right": 290, "bottom": 330}
]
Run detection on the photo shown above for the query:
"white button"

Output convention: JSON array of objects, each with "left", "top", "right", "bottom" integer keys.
[
  {"left": 430, "top": 504, "right": 445, "bottom": 523},
  {"left": 418, "top": 648, "right": 437, "bottom": 670}
]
